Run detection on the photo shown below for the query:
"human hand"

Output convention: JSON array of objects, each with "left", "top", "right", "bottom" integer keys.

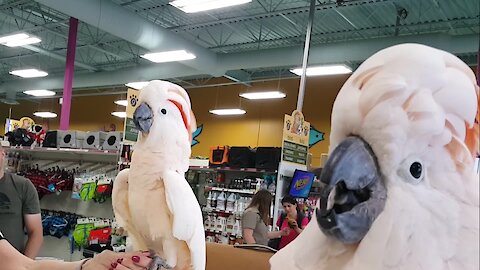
[
  {"left": 280, "top": 227, "right": 290, "bottom": 236},
  {"left": 288, "top": 219, "right": 298, "bottom": 229},
  {"left": 81, "top": 250, "right": 152, "bottom": 270}
]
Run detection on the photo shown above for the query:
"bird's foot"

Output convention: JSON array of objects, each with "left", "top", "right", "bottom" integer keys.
[{"left": 147, "top": 251, "right": 172, "bottom": 270}]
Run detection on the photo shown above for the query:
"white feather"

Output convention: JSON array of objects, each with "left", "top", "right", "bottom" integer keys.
[{"left": 271, "top": 44, "right": 479, "bottom": 270}]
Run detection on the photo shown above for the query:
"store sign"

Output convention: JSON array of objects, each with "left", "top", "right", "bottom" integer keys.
[
  {"left": 282, "top": 110, "right": 310, "bottom": 165},
  {"left": 123, "top": 88, "right": 140, "bottom": 143}
]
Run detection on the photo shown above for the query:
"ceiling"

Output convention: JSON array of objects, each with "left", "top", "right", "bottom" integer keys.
[{"left": 0, "top": 0, "right": 478, "bottom": 101}]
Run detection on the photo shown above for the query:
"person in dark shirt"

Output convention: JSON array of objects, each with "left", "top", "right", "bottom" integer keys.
[{"left": 0, "top": 146, "right": 43, "bottom": 258}]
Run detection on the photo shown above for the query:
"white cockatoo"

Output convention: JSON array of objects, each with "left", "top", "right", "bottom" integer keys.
[
  {"left": 112, "top": 80, "right": 205, "bottom": 270},
  {"left": 270, "top": 44, "right": 479, "bottom": 270}
]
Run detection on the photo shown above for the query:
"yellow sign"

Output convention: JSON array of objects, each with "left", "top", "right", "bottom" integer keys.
[
  {"left": 123, "top": 88, "right": 141, "bottom": 143},
  {"left": 283, "top": 110, "right": 310, "bottom": 146},
  {"left": 282, "top": 110, "right": 310, "bottom": 165}
]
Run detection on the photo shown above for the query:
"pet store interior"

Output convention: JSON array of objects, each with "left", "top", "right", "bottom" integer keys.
[{"left": 0, "top": 0, "right": 478, "bottom": 269}]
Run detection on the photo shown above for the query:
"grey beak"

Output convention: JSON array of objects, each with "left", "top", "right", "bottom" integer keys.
[
  {"left": 133, "top": 103, "right": 153, "bottom": 133},
  {"left": 316, "top": 136, "right": 387, "bottom": 244}
]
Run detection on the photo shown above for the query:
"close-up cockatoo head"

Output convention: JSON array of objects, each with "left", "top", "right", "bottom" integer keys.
[
  {"left": 132, "top": 80, "right": 197, "bottom": 172},
  {"left": 271, "top": 43, "right": 479, "bottom": 270}
]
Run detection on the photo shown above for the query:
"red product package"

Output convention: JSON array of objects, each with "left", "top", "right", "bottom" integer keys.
[{"left": 88, "top": 228, "right": 112, "bottom": 244}]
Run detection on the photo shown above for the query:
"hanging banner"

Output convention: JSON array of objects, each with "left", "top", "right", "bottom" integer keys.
[
  {"left": 123, "top": 88, "right": 140, "bottom": 144},
  {"left": 282, "top": 110, "right": 310, "bottom": 165}
]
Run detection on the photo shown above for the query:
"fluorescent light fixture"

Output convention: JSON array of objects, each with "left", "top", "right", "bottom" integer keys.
[
  {"left": 4, "top": 37, "right": 41, "bottom": 47},
  {"left": 33, "top": 112, "right": 57, "bottom": 118},
  {"left": 290, "top": 64, "right": 352, "bottom": 77},
  {"left": 170, "top": 0, "right": 252, "bottom": 13},
  {"left": 114, "top": 100, "right": 128, "bottom": 106},
  {"left": 141, "top": 50, "right": 196, "bottom": 63},
  {"left": 125, "top": 81, "right": 149, "bottom": 89},
  {"left": 240, "top": 91, "right": 286, "bottom": 100},
  {"left": 209, "top": 109, "right": 246, "bottom": 115},
  {"left": 0, "top": 33, "right": 41, "bottom": 47},
  {"left": 10, "top": 68, "right": 48, "bottom": 78},
  {"left": 0, "top": 33, "right": 29, "bottom": 44},
  {"left": 23, "top": 89, "right": 55, "bottom": 97},
  {"left": 111, "top": 111, "right": 127, "bottom": 118}
]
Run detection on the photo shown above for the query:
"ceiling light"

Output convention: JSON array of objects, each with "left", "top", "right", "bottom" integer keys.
[
  {"left": 290, "top": 65, "right": 352, "bottom": 77},
  {"left": 23, "top": 89, "right": 55, "bottom": 97},
  {"left": 33, "top": 112, "right": 57, "bottom": 118},
  {"left": 111, "top": 111, "right": 127, "bottom": 118},
  {"left": 0, "top": 33, "right": 29, "bottom": 44},
  {"left": 209, "top": 109, "right": 246, "bottom": 115},
  {"left": 125, "top": 81, "right": 149, "bottom": 89},
  {"left": 10, "top": 68, "right": 48, "bottom": 78},
  {"left": 4, "top": 37, "right": 41, "bottom": 47},
  {"left": 141, "top": 50, "right": 196, "bottom": 63},
  {"left": 240, "top": 91, "right": 286, "bottom": 100},
  {"left": 170, "top": 0, "right": 252, "bottom": 13},
  {"left": 114, "top": 100, "right": 128, "bottom": 106}
]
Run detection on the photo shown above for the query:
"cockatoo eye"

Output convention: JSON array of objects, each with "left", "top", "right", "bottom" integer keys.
[
  {"left": 398, "top": 158, "right": 425, "bottom": 184},
  {"left": 410, "top": 162, "right": 422, "bottom": 179},
  {"left": 161, "top": 109, "right": 167, "bottom": 115}
]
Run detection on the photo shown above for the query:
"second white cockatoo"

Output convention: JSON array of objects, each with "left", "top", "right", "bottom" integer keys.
[
  {"left": 112, "top": 80, "right": 205, "bottom": 270},
  {"left": 271, "top": 44, "right": 479, "bottom": 270}
]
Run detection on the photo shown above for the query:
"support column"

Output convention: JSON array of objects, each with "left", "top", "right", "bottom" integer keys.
[
  {"left": 296, "top": 0, "right": 316, "bottom": 112},
  {"left": 59, "top": 17, "right": 79, "bottom": 130}
]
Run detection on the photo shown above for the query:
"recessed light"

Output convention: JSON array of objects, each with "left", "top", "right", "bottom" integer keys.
[
  {"left": 125, "top": 81, "right": 149, "bottom": 90},
  {"left": 114, "top": 100, "right": 128, "bottom": 107},
  {"left": 141, "top": 50, "right": 196, "bottom": 63},
  {"left": 10, "top": 68, "right": 48, "bottom": 78},
  {"left": 209, "top": 109, "right": 246, "bottom": 115},
  {"left": 23, "top": 89, "right": 55, "bottom": 97},
  {"left": 240, "top": 91, "right": 286, "bottom": 100},
  {"left": 33, "top": 112, "right": 57, "bottom": 118},
  {"left": 290, "top": 65, "right": 352, "bottom": 76},
  {"left": 111, "top": 111, "right": 127, "bottom": 118},
  {"left": 170, "top": 0, "right": 252, "bottom": 13}
]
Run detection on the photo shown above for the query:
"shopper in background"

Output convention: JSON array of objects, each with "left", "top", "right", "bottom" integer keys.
[
  {"left": 0, "top": 146, "right": 43, "bottom": 258},
  {"left": 242, "top": 189, "right": 288, "bottom": 245},
  {"left": 276, "top": 195, "right": 309, "bottom": 250},
  {"left": 0, "top": 230, "right": 152, "bottom": 270}
]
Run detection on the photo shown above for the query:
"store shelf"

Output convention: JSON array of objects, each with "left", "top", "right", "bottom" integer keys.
[
  {"left": 217, "top": 167, "right": 277, "bottom": 174},
  {"left": 189, "top": 166, "right": 277, "bottom": 174},
  {"left": 205, "top": 187, "right": 275, "bottom": 196},
  {"left": 5, "top": 146, "right": 119, "bottom": 163},
  {"left": 203, "top": 208, "right": 239, "bottom": 215},
  {"left": 205, "top": 229, "right": 237, "bottom": 237},
  {"left": 207, "top": 187, "right": 255, "bottom": 195}
]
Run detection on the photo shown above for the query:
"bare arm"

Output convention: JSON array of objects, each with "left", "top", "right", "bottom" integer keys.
[
  {"left": 23, "top": 214, "right": 43, "bottom": 259},
  {"left": 267, "top": 230, "right": 284, "bottom": 239},
  {"left": 243, "top": 228, "right": 256, "bottom": 244},
  {"left": 1, "top": 237, "right": 150, "bottom": 270},
  {"left": 0, "top": 237, "right": 32, "bottom": 270}
]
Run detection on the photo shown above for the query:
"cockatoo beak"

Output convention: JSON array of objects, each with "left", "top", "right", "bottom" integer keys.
[
  {"left": 316, "top": 136, "right": 387, "bottom": 244},
  {"left": 133, "top": 102, "right": 153, "bottom": 133}
]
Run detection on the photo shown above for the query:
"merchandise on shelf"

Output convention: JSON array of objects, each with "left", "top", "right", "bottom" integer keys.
[
  {"left": 19, "top": 165, "right": 75, "bottom": 198},
  {"left": 71, "top": 174, "right": 114, "bottom": 203},
  {"left": 41, "top": 210, "right": 79, "bottom": 238}
]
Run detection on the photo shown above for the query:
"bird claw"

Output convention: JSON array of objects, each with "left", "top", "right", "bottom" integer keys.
[{"left": 147, "top": 252, "right": 172, "bottom": 270}]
